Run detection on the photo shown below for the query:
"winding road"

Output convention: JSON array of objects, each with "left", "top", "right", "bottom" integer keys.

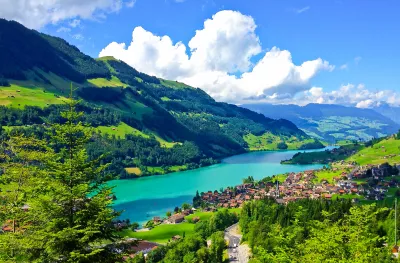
[{"left": 225, "top": 223, "right": 250, "bottom": 263}]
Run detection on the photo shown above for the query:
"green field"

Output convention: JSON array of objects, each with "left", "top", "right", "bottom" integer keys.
[
  {"left": 120, "top": 222, "right": 195, "bottom": 244},
  {"left": 120, "top": 209, "right": 241, "bottom": 243},
  {"left": 0, "top": 84, "right": 67, "bottom": 108},
  {"left": 347, "top": 137, "right": 400, "bottom": 165},
  {"left": 314, "top": 169, "right": 346, "bottom": 183},
  {"left": 88, "top": 76, "right": 128, "bottom": 88},
  {"left": 160, "top": 79, "right": 192, "bottom": 89},
  {"left": 244, "top": 132, "right": 317, "bottom": 151},
  {"left": 96, "top": 122, "right": 148, "bottom": 139}
]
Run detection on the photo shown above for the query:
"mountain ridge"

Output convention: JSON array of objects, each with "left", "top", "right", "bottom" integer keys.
[{"left": 0, "top": 19, "right": 320, "bottom": 177}]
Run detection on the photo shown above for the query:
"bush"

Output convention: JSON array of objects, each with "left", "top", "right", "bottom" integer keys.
[{"left": 277, "top": 141, "right": 288, "bottom": 150}]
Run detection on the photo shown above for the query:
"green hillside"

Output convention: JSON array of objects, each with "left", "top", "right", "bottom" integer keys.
[
  {"left": 0, "top": 19, "right": 319, "bottom": 178},
  {"left": 347, "top": 136, "right": 400, "bottom": 165}
]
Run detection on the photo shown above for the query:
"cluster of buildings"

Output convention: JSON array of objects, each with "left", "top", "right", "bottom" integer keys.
[{"left": 199, "top": 163, "right": 400, "bottom": 207}]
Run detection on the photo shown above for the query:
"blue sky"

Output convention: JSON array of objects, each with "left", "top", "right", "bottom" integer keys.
[{"left": 2, "top": 0, "right": 399, "bottom": 106}]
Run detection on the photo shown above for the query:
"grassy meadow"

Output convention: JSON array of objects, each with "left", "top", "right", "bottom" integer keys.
[{"left": 121, "top": 209, "right": 241, "bottom": 243}]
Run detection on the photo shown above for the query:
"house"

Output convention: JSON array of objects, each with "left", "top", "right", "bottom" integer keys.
[
  {"left": 167, "top": 214, "right": 185, "bottom": 224},
  {"left": 131, "top": 240, "right": 159, "bottom": 255},
  {"left": 172, "top": 235, "right": 181, "bottom": 241},
  {"left": 153, "top": 217, "right": 161, "bottom": 223}
]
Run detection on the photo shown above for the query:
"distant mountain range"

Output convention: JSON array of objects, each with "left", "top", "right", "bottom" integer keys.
[
  {"left": 370, "top": 102, "right": 400, "bottom": 125},
  {"left": 242, "top": 103, "right": 400, "bottom": 143}
]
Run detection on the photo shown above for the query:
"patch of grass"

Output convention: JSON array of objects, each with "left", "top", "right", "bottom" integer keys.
[
  {"left": 88, "top": 76, "right": 128, "bottom": 88},
  {"left": 120, "top": 209, "right": 241, "bottom": 243},
  {"left": 0, "top": 84, "right": 67, "bottom": 108},
  {"left": 185, "top": 211, "right": 214, "bottom": 222},
  {"left": 160, "top": 79, "right": 192, "bottom": 89},
  {"left": 314, "top": 169, "right": 345, "bottom": 184},
  {"left": 125, "top": 167, "right": 142, "bottom": 176},
  {"left": 332, "top": 194, "right": 363, "bottom": 200},
  {"left": 96, "top": 122, "right": 148, "bottom": 139},
  {"left": 161, "top": 96, "right": 171, "bottom": 101},
  {"left": 120, "top": 223, "right": 195, "bottom": 244}
]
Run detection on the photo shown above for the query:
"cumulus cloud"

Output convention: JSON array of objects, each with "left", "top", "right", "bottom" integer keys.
[
  {"left": 0, "top": 0, "right": 132, "bottom": 29},
  {"left": 99, "top": 10, "right": 333, "bottom": 102},
  {"left": 340, "top": 64, "right": 348, "bottom": 70},
  {"left": 300, "top": 84, "right": 400, "bottom": 107}
]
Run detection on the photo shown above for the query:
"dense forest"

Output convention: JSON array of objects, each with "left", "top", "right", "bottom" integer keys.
[{"left": 240, "top": 198, "right": 397, "bottom": 262}]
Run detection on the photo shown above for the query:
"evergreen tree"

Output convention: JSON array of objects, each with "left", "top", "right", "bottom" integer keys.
[{"left": 0, "top": 88, "right": 129, "bottom": 262}]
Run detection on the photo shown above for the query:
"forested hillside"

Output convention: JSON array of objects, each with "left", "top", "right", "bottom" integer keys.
[
  {"left": 243, "top": 103, "right": 400, "bottom": 143},
  {"left": 0, "top": 19, "right": 319, "bottom": 178}
]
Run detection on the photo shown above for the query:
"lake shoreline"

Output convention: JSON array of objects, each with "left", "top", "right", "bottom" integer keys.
[
  {"left": 112, "top": 147, "right": 331, "bottom": 224},
  {"left": 121, "top": 145, "right": 326, "bottom": 180}
]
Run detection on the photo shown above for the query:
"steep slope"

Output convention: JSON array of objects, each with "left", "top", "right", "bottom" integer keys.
[
  {"left": 242, "top": 103, "right": 400, "bottom": 143},
  {"left": 0, "top": 19, "right": 318, "bottom": 177}
]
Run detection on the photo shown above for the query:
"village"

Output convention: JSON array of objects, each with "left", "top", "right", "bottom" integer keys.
[{"left": 199, "top": 162, "right": 400, "bottom": 207}]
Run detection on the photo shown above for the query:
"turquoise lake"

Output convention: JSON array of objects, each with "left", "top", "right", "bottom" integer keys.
[{"left": 111, "top": 148, "right": 331, "bottom": 224}]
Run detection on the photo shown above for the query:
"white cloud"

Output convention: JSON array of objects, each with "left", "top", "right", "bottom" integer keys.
[
  {"left": 0, "top": 0, "right": 132, "bottom": 29},
  {"left": 56, "top": 27, "right": 71, "bottom": 33},
  {"left": 340, "top": 64, "right": 348, "bottom": 70},
  {"left": 354, "top": 56, "right": 362, "bottom": 64},
  {"left": 72, "top": 33, "right": 84, "bottom": 41},
  {"left": 294, "top": 6, "right": 310, "bottom": 14},
  {"left": 99, "top": 10, "right": 333, "bottom": 103},
  {"left": 69, "top": 19, "right": 81, "bottom": 28}
]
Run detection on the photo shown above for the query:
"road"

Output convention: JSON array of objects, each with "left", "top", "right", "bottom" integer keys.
[{"left": 224, "top": 223, "right": 250, "bottom": 263}]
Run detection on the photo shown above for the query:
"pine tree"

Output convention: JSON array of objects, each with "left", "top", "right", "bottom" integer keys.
[
  {"left": 34, "top": 88, "right": 126, "bottom": 262},
  {"left": 0, "top": 86, "right": 131, "bottom": 262},
  {"left": 0, "top": 134, "right": 49, "bottom": 261}
]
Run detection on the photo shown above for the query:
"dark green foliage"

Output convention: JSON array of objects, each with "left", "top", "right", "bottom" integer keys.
[
  {"left": 277, "top": 141, "right": 288, "bottom": 150},
  {"left": 0, "top": 96, "right": 127, "bottom": 262},
  {"left": 107, "top": 59, "right": 160, "bottom": 85},
  {"left": 0, "top": 77, "right": 10, "bottom": 86},
  {"left": 0, "top": 104, "right": 121, "bottom": 127},
  {"left": 0, "top": 19, "right": 110, "bottom": 82},
  {"left": 77, "top": 86, "right": 125, "bottom": 102},
  {"left": 298, "top": 139, "right": 324, "bottom": 150},
  {"left": 195, "top": 209, "right": 238, "bottom": 239},
  {"left": 240, "top": 199, "right": 396, "bottom": 262}
]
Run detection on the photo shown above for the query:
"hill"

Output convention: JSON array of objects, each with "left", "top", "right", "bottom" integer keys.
[
  {"left": 242, "top": 103, "right": 400, "bottom": 143},
  {"left": 0, "top": 19, "right": 317, "bottom": 178}
]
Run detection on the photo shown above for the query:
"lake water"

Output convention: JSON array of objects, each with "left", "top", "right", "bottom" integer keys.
[{"left": 111, "top": 148, "right": 331, "bottom": 224}]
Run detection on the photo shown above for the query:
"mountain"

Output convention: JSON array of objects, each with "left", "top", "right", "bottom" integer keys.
[
  {"left": 371, "top": 102, "right": 400, "bottom": 125},
  {"left": 0, "top": 19, "right": 317, "bottom": 177},
  {"left": 242, "top": 103, "right": 400, "bottom": 143}
]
